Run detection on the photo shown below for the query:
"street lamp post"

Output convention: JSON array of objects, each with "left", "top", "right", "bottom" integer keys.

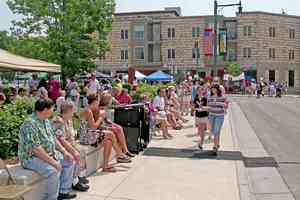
[{"left": 213, "top": 0, "right": 242, "bottom": 77}]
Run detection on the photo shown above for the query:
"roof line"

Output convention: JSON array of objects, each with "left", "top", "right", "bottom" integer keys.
[
  {"left": 241, "top": 11, "right": 300, "bottom": 19},
  {"left": 115, "top": 10, "right": 179, "bottom": 17}
]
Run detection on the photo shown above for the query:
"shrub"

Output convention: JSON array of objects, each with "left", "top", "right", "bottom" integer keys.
[
  {"left": 130, "top": 83, "right": 162, "bottom": 102},
  {"left": 0, "top": 98, "right": 35, "bottom": 158},
  {"left": 122, "top": 83, "right": 132, "bottom": 93}
]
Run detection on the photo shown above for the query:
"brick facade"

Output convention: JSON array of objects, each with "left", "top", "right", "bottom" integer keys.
[
  {"left": 98, "top": 9, "right": 300, "bottom": 93},
  {"left": 236, "top": 12, "right": 300, "bottom": 93}
]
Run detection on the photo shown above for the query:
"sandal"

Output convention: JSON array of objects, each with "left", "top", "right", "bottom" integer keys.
[
  {"left": 103, "top": 166, "right": 117, "bottom": 173},
  {"left": 117, "top": 157, "right": 132, "bottom": 163},
  {"left": 198, "top": 144, "right": 203, "bottom": 150}
]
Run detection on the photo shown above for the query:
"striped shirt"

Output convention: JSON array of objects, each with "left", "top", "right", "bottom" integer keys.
[{"left": 207, "top": 96, "right": 226, "bottom": 116}]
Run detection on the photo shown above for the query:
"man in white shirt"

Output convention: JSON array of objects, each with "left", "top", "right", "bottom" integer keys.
[{"left": 88, "top": 73, "right": 100, "bottom": 94}]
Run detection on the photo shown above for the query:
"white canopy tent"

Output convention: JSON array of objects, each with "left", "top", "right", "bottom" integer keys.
[
  {"left": 123, "top": 70, "right": 146, "bottom": 80},
  {"left": 0, "top": 49, "right": 61, "bottom": 73}
]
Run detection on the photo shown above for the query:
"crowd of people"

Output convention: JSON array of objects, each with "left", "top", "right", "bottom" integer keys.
[{"left": 0, "top": 72, "right": 230, "bottom": 200}]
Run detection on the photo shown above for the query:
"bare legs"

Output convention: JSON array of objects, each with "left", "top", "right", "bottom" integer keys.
[
  {"left": 103, "top": 131, "right": 127, "bottom": 159},
  {"left": 110, "top": 123, "right": 129, "bottom": 154},
  {"left": 196, "top": 122, "right": 206, "bottom": 148},
  {"left": 159, "top": 119, "right": 172, "bottom": 139},
  {"left": 102, "top": 136, "right": 113, "bottom": 170}
]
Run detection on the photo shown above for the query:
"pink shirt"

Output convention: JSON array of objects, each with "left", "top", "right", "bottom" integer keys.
[{"left": 48, "top": 80, "right": 60, "bottom": 101}]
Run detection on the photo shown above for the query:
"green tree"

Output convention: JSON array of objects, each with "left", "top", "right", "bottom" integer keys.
[
  {"left": 225, "top": 62, "right": 242, "bottom": 77},
  {"left": 7, "top": 0, "right": 115, "bottom": 77},
  {"left": 0, "top": 31, "right": 13, "bottom": 50}
]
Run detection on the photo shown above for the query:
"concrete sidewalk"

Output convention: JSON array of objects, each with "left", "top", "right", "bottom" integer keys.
[{"left": 77, "top": 114, "right": 241, "bottom": 200}]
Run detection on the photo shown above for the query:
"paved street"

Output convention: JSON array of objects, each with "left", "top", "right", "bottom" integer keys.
[{"left": 233, "top": 96, "right": 300, "bottom": 199}]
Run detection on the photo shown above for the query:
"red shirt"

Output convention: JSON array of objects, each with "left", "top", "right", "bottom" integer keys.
[{"left": 117, "top": 94, "right": 132, "bottom": 105}]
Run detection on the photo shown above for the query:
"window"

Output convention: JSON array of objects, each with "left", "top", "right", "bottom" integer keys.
[
  {"left": 248, "top": 48, "right": 252, "bottom": 58},
  {"left": 192, "top": 42, "right": 200, "bottom": 59},
  {"left": 289, "top": 49, "right": 295, "bottom": 60},
  {"left": 289, "top": 29, "right": 295, "bottom": 39},
  {"left": 134, "top": 25, "right": 144, "bottom": 40},
  {"left": 243, "top": 26, "right": 252, "bottom": 36},
  {"left": 121, "top": 29, "right": 128, "bottom": 39},
  {"left": 121, "top": 49, "right": 128, "bottom": 60},
  {"left": 243, "top": 48, "right": 251, "bottom": 58},
  {"left": 289, "top": 70, "right": 295, "bottom": 87},
  {"left": 248, "top": 26, "right": 252, "bottom": 36},
  {"left": 269, "top": 27, "right": 275, "bottom": 37},
  {"left": 135, "top": 47, "right": 144, "bottom": 59},
  {"left": 168, "top": 49, "right": 176, "bottom": 59},
  {"left": 192, "top": 27, "right": 196, "bottom": 37},
  {"left": 121, "top": 30, "right": 124, "bottom": 39},
  {"left": 168, "top": 27, "right": 175, "bottom": 38},
  {"left": 172, "top": 28, "right": 175, "bottom": 38},
  {"left": 168, "top": 49, "right": 171, "bottom": 59},
  {"left": 269, "top": 48, "right": 275, "bottom": 59},
  {"left": 192, "top": 27, "right": 201, "bottom": 38}
]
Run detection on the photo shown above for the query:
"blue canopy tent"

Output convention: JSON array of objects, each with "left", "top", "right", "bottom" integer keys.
[{"left": 145, "top": 70, "right": 173, "bottom": 82}]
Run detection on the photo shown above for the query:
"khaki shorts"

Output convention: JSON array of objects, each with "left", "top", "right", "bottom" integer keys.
[{"left": 195, "top": 117, "right": 208, "bottom": 126}]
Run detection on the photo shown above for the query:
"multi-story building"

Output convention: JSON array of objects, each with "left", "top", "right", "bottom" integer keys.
[
  {"left": 236, "top": 12, "right": 300, "bottom": 93},
  {"left": 98, "top": 7, "right": 226, "bottom": 76},
  {"left": 98, "top": 8, "right": 300, "bottom": 93}
]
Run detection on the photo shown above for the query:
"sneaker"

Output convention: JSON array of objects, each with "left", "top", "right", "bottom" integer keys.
[
  {"left": 78, "top": 176, "right": 89, "bottom": 184},
  {"left": 125, "top": 152, "right": 135, "bottom": 158},
  {"left": 117, "top": 157, "right": 132, "bottom": 163},
  {"left": 57, "top": 192, "right": 77, "bottom": 200},
  {"left": 72, "top": 182, "right": 89, "bottom": 192},
  {"left": 212, "top": 147, "right": 218, "bottom": 156}
]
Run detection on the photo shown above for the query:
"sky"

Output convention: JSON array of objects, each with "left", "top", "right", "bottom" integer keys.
[{"left": 1, "top": 0, "right": 300, "bottom": 31}]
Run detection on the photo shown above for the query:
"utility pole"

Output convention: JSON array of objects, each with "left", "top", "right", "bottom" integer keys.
[
  {"left": 213, "top": 0, "right": 218, "bottom": 78},
  {"left": 213, "top": 0, "right": 242, "bottom": 78}
]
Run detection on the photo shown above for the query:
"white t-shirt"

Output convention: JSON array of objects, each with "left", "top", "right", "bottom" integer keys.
[
  {"left": 88, "top": 79, "right": 100, "bottom": 94},
  {"left": 153, "top": 96, "right": 165, "bottom": 111}
]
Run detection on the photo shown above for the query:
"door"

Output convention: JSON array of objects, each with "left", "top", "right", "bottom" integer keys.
[
  {"left": 289, "top": 70, "right": 295, "bottom": 87},
  {"left": 269, "top": 70, "right": 275, "bottom": 82}
]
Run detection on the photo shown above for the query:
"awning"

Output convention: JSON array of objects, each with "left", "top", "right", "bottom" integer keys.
[{"left": 0, "top": 49, "right": 61, "bottom": 73}]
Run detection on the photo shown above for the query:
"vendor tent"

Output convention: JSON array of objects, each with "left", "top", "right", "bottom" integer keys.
[
  {"left": 0, "top": 49, "right": 61, "bottom": 73},
  {"left": 77, "top": 71, "right": 111, "bottom": 79},
  {"left": 123, "top": 70, "right": 146, "bottom": 80},
  {"left": 135, "top": 71, "right": 146, "bottom": 80},
  {"left": 145, "top": 70, "right": 173, "bottom": 81}
]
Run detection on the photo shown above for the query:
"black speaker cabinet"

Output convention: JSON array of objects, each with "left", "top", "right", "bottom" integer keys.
[
  {"left": 123, "top": 126, "right": 141, "bottom": 154},
  {"left": 114, "top": 106, "right": 142, "bottom": 127}
]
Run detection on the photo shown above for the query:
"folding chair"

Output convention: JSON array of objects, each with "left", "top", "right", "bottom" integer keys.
[{"left": 0, "top": 159, "right": 32, "bottom": 200}]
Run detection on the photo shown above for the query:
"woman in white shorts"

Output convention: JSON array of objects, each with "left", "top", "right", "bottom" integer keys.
[{"left": 193, "top": 84, "right": 209, "bottom": 150}]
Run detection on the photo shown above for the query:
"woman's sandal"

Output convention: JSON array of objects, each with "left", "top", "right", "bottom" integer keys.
[{"left": 103, "top": 166, "right": 117, "bottom": 173}]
